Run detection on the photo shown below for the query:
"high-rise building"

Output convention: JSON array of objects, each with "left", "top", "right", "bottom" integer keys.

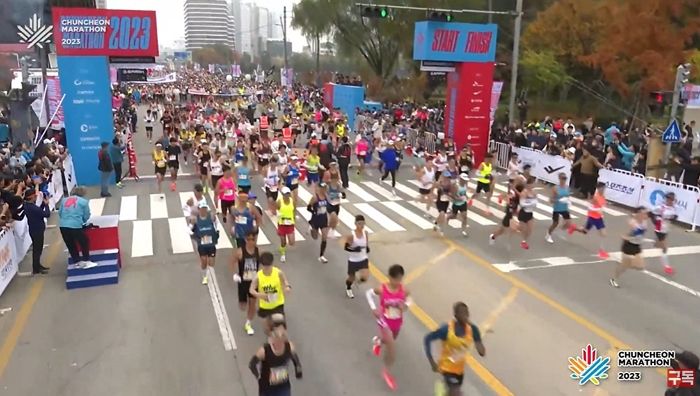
[
  {"left": 96, "top": 0, "right": 107, "bottom": 8},
  {"left": 235, "top": 3, "right": 281, "bottom": 57},
  {"left": 184, "top": 0, "right": 235, "bottom": 51},
  {"left": 238, "top": 2, "right": 254, "bottom": 55}
]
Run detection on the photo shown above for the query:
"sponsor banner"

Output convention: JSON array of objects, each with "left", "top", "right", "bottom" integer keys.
[
  {"left": 64, "top": 154, "right": 77, "bottom": 194},
  {"left": 512, "top": 146, "right": 539, "bottom": 171},
  {"left": 682, "top": 84, "right": 700, "bottom": 108},
  {"left": 117, "top": 68, "right": 147, "bottom": 82},
  {"left": 641, "top": 178, "right": 699, "bottom": 225},
  {"left": 490, "top": 81, "right": 503, "bottom": 128},
  {"left": 0, "top": 229, "right": 17, "bottom": 296},
  {"left": 49, "top": 169, "right": 64, "bottom": 210},
  {"left": 280, "top": 68, "right": 294, "bottom": 87},
  {"left": 413, "top": 21, "right": 498, "bottom": 63},
  {"left": 57, "top": 56, "right": 114, "bottom": 186},
  {"left": 512, "top": 147, "right": 572, "bottom": 185},
  {"left": 597, "top": 169, "right": 644, "bottom": 208},
  {"left": 52, "top": 7, "right": 159, "bottom": 57}
]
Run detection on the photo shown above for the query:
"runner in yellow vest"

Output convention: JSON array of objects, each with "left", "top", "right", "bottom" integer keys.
[
  {"left": 468, "top": 153, "right": 495, "bottom": 216},
  {"left": 249, "top": 251, "right": 291, "bottom": 334},
  {"left": 276, "top": 187, "right": 296, "bottom": 263},
  {"left": 424, "top": 302, "right": 485, "bottom": 396}
]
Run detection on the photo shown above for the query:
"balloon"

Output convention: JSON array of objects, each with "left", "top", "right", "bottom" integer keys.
[
  {"left": 244, "top": 74, "right": 251, "bottom": 81},
  {"left": 226, "top": 75, "right": 233, "bottom": 82}
]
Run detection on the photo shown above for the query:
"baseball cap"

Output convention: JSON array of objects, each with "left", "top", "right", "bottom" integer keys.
[
  {"left": 198, "top": 201, "right": 209, "bottom": 209},
  {"left": 459, "top": 173, "right": 469, "bottom": 181},
  {"left": 248, "top": 192, "right": 257, "bottom": 199},
  {"left": 281, "top": 186, "right": 291, "bottom": 195}
]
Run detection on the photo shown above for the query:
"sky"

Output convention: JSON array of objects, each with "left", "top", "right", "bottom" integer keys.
[{"left": 107, "top": 0, "right": 308, "bottom": 52}]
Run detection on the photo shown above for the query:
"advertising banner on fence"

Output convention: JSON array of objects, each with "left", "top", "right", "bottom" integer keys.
[
  {"left": 47, "top": 76, "right": 64, "bottom": 128},
  {"left": 413, "top": 21, "right": 498, "bottom": 63},
  {"left": 57, "top": 56, "right": 114, "bottom": 186},
  {"left": 640, "top": 178, "right": 699, "bottom": 225},
  {"left": 64, "top": 155, "right": 77, "bottom": 194},
  {"left": 52, "top": 7, "right": 159, "bottom": 57},
  {"left": 597, "top": 169, "right": 644, "bottom": 208},
  {"left": 512, "top": 147, "right": 572, "bottom": 185}
]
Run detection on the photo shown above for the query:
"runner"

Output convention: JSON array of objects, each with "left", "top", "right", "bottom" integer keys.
[
  {"left": 216, "top": 165, "right": 236, "bottom": 223},
  {"left": 446, "top": 174, "right": 469, "bottom": 237},
  {"left": 517, "top": 177, "right": 538, "bottom": 250},
  {"left": 424, "top": 302, "right": 485, "bottom": 396},
  {"left": 232, "top": 230, "right": 260, "bottom": 335},
  {"left": 236, "top": 155, "right": 252, "bottom": 193},
  {"left": 230, "top": 190, "right": 262, "bottom": 249},
  {"left": 306, "top": 182, "right": 330, "bottom": 263},
  {"left": 568, "top": 182, "right": 609, "bottom": 259},
  {"left": 609, "top": 207, "right": 648, "bottom": 288},
  {"left": 210, "top": 150, "right": 225, "bottom": 210},
  {"left": 326, "top": 177, "right": 346, "bottom": 237},
  {"left": 192, "top": 202, "right": 219, "bottom": 285},
  {"left": 499, "top": 152, "right": 519, "bottom": 203},
  {"left": 365, "top": 264, "right": 410, "bottom": 391},
  {"left": 180, "top": 126, "right": 194, "bottom": 165},
  {"left": 166, "top": 137, "right": 181, "bottom": 192},
  {"left": 282, "top": 155, "right": 301, "bottom": 206},
  {"left": 152, "top": 142, "right": 167, "bottom": 197},
  {"left": 456, "top": 146, "right": 473, "bottom": 176},
  {"left": 249, "top": 251, "right": 292, "bottom": 332},
  {"left": 546, "top": 172, "right": 573, "bottom": 243},
  {"left": 650, "top": 192, "right": 677, "bottom": 274},
  {"left": 144, "top": 109, "right": 155, "bottom": 143},
  {"left": 195, "top": 140, "right": 212, "bottom": 193},
  {"left": 277, "top": 187, "right": 296, "bottom": 263},
  {"left": 248, "top": 316, "right": 303, "bottom": 396},
  {"left": 305, "top": 146, "right": 322, "bottom": 188},
  {"left": 183, "top": 184, "right": 208, "bottom": 229},
  {"left": 433, "top": 172, "right": 454, "bottom": 236},
  {"left": 416, "top": 159, "right": 437, "bottom": 218},
  {"left": 468, "top": 153, "right": 495, "bottom": 215},
  {"left": 344, "top": 214, "right": 370, "bottom": 299},
  {"left": 265, "top": 157, "right": 281, "bottom": 216},
  {"left": 489, "top": 184, "right": 524, "bottom": 245}
]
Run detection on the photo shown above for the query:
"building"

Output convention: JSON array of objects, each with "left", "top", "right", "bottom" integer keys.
[
  {"left": 266, "top": 40, "right": 291, "bottom": 59},
  {"left": 184, "top": 0, "right": 235, "bottom": 51},
  {"left": 235, "top": 2, "right": 282, "bottom": 58},
  {"left": 235, "top": 1, "right": 253, "bottom": 55},
  {"left": 96, "top": 0, "right": 107, "bottom": 8}
]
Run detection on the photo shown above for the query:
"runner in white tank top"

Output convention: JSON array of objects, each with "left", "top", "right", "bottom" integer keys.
[
  {"left": 344, "top": 214, "right": 370, "bottom": 299},
  {"left": 416, "top": 164, "right": 436, "bottom": 218}
]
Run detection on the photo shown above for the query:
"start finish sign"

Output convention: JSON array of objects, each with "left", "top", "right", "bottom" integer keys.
[
  {"left": 52, "top": 7, "right": 159, "bottom": 57},
  {"left": 413, "top": 21, "right": 497, "bottom": 63}
]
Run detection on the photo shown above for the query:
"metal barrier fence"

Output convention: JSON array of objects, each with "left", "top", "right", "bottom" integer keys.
[
  {"left": 489, "top": 140, "right": 510, "bottom": 170},
  {"left": 405, "top": 129, "right": 436, "bottom": 154}
]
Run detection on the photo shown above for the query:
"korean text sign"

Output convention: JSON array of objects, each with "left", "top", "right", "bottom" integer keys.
[
  {"left": 52, "top": 7, "right": 159, "bottom": 57},
  {"left": 413, "top": 21, "right": 497, "bottom": 63}
]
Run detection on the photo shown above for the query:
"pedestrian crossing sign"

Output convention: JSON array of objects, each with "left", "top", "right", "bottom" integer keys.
[{"left": 662, "top": 119, "right": 682, "bottom": 143}]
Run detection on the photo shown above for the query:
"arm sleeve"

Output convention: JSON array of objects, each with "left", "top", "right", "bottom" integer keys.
[
  {"left": 365, "top": 289, "right": 378, "bottom": 310},
  {"left": 471, "top": 324, "right": 482, "bottom": 343}
]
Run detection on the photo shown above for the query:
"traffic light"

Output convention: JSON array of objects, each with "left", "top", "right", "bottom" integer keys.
[
  {"left": 362, "top": 6, "right": 390, "bottom": 19},
  {"left": 428, "top": 11, "right": 454, "bottom": 22},
  {"left": 649, "top": 91, "right": 668, "bottom": 117}
]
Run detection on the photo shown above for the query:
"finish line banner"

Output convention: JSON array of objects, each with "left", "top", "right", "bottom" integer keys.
[
  {"left": 413, "top": 21, "right": 498, "bottom": 63},
  {"left": 52, "top": 7, "right": 159, "bottom": 57}
]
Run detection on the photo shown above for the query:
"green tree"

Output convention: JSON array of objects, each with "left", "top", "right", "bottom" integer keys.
[
  {"left": 292, "top": 0, "right": 331, "bottom": 86},
  {"left": 520, "top": 50, "right": 571, "bottom": 95},
  {"left": 192, "top": 44, "right": 235, "bottom": 66}
]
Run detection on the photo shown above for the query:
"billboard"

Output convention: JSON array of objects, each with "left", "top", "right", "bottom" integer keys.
[
  {"left": 52, "top": 7, "right": 159, "bottom": 57},
  {"left": 413, "top": 21, "right": 498, "bottom": 63}
]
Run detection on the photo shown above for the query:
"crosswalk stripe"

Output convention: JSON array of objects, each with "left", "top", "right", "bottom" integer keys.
[
  {"left": 89, "top": 198, "right": 106, "bottom": 217},
  {"left": 393, "top": 182, "right": 419, "bottom": 198},
  {"left": 337, "top": 208, "right": 374, "bottom": 234},
  {"left": 362, "top": 181, "right": 401, "bottom": 201},
  {"left": 408, "top": 200, "right": 496, "bottom": 227},
  {"left": 296, "top": 184, "right": 313, "bottom": 203},
  {"left": 179, "top": 191, "right": 193, "bottom": 214},
  {"left": 569, "top": 196, "right": 625, "bottom": 216},
  {"left": 295, "top": 207, "right": 342, "bottom": 238},
  {"left": 406, "top": 201, "right": 460, "bottom": 228},
  {"left": 380, "top": 201, "right": 434, "bottom": 230},
  {"left": 354, "top": 203, "right": 405, "bottom": 232},
  {"left": 464, "top": 181, "right": 554, "bottom": 221},
  {"left": 215, "top": 220, "right": 234, "bottom": 250},
  {"left": 168, "top": 217, "right": 195, "bottom": 254},
  {"left": 119, "top": 195, "right": 138, "bottom": 221},
  {"left": 267, "top": 212, "right": 306, "bottom": 241},
  {"left": 150, "top": 194, "right": 168, "bottom": 219},
  {"left": 132, "top": 220, "right": 153, "bottom": 257},
  {"left": 535, "top": 194, "right": 588, "bottom": 216},
  {"left": 256, "top": 227, "right": 272, "bottom": 246},
  {"left": 347, "top": 182, "right": 379, "bottom": 202},
  {"left": 489, "top": 183, "right": 578, "bottom": 218}
]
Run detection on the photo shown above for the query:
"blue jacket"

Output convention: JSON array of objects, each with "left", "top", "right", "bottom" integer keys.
[
  {"left": 616, "top": 143, "right": 635, "bottom": 170},
  {"left": 109, "top": 143, "right": 124, "bottom": 164},
  {"left": 26, "top": 200, "right": 50, "bottom": 234},
  {"left": 58, "top": 196, "right": 91, "bottom": 229},
  {"left": 380, "top": 148, "right": 399, "bottom": 171}
]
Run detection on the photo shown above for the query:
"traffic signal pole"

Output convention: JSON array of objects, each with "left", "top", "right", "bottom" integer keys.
[{"left": 664, "top": 64, "right": 690, "bottom": 166}]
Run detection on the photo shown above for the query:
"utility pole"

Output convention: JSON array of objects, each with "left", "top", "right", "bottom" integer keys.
[
  {"left": 282, "top": 6, "right": 289, "bottom": 86},
  {"left": 488, "top": 0, "right": 493, "bottom": 23},
  {"left": 507, "top": 0, "right": 523, "bottom": 126},
  {"left": 664, "top": 64, "right": 691, "bottom": 164}
]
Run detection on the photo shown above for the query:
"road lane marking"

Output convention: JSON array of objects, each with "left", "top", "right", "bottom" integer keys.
[
  {"left": 367, "top": 263, "right": 513, "bottom": 396},
  {"left": 0, "top": 239, "right": 63, "bottom": 378},
  {"left": 480, "top": 287, "right": 519, "bottom": 336},
  {"left": 295, "top": 207, "right": 342, "bottom": 238},
  {"left": 337, "top": 208, "right": 374, "bottom": 234},
  {"left": 570, "top": 196, "right": 625, "bottom": 216},
  {"left": 139, "top": 172, "right": 193, "bottom": 179},
  {"left": 380, "top": 201, "right": 434, "bottom": 230},
  {"left": 353, "top": 203, "right": 405, "bottom": 232},
  {"left": 407, "top": 200, "right": 495, "bottom": 227},
  {"left": 346, "top": 182, "right": 379, "bottom": 202},
  {"left": 641, "top": 270, "right": 700, "bottom": 298},
  {"left": 131, "top": 220, "right": 154, "bottom": 257},
  {"left": 149, "top": 194, "right": 168, "bottom": 219},
  {"left": 206, "top": 267, "right": 236, "bottom": 351},
  {"left": 362, "top": 181, "right": 401, "bottom": 201},
  {"left": 88, "top": 197, "right": 105, "bottom": 217},
  {"left": 404, "top": 247, "right": 456, "bottom": 285},
  {"left": 119, "top": 195, "right": 138, "bottom": 221},
  {"left": 168, "top": 217, "right": 195, "bottom": 254},
  {"left": 391, "top": 181, "right": 418, "bottom": 198},
  {"left": 214, "top": 220, "right": 233, "bottom": 250}
]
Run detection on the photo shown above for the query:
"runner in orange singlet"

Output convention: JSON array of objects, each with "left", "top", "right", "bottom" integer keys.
[{"left": 568, "top": 182, "right": 609, "bottom": 259}]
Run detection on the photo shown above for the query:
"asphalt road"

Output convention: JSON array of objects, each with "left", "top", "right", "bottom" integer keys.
[{"left": 1, "top": 110, "right": 699, "bottom": 396}]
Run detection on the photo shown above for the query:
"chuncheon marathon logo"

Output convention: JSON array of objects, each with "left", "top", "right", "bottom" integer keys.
[{"left": 568, "top": 344, "right": 611, "bottom": 385}]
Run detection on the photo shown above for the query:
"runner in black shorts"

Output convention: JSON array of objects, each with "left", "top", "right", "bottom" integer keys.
[
  {"left": 516, "top": 177, "right": 537, "bottom": 250},
  {"left": 344, "top": 215, "right": 370, "bottom": 299},
  {"left": 233, "top": 231, "right": 260, "bottom": 335},
  {"left": 489, "top": 184, "right": 523, "bottom": 245}
]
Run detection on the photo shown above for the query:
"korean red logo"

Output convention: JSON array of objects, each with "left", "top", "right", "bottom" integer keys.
[{"left": 667, "top": 369, "right": 695, "bottom": 388}]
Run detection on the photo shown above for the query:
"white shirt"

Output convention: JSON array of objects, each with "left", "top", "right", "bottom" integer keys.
[{"left": 348, "top": 231, "right": 369, "bottom": 262}]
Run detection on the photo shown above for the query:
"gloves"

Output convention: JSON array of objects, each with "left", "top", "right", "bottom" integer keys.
[
  {"left": 341, "top": 192, "right": 347, "bottom": 199},
  {"left": 233, "top": 273, "right": 242, "bottom": 283}
]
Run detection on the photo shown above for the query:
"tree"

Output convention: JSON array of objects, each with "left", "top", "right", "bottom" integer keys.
[
  {"left": 292, "top": 0, "right": 331, "bottom": 86},
  {"left": 192, "top": 44, "right": 236, "bottom": 66},
  {"left": 520, "top": 50, "right": 571, "bottom": 95}
]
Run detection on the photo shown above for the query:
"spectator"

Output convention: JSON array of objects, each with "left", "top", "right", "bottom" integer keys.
[
  {"left": 58, "top": 186, "right": 96, "bottom": 269},
  {"left": 97, "top": 141, "right": 113, "bottom": 197},
  {"left": 110, "top": 137, "right": 125, "bottom": 188},
  {"left": 665, "top": 350, "right": 699, "bottom": 396},
  {"left": 24, "top": 188, "right": 50, "bottom": 274},
  {"left": 9, "top": 148, "right": 27, "bottom": 174},
  {"left": 573, "top": 147, "right": 604, "bottom": 199},
  {"left": 677, "top": 156, "right": 700, "bottom": 187}
]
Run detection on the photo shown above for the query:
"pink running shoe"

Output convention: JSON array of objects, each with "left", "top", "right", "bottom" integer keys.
[
  {"left": 598, "top": 250, "right": 610, "bottom": 259},
  {"left": 520, "top": 241, "right": 529, "bottom": 250},
  {"left": 382, "top": 368, "right": 397, "bottom": 391},
  {"left": 663, "top": 264, "right": 675, "bottom": 275}
]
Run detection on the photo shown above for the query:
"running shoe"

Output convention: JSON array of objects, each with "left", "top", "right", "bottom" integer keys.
[
  {"left": 382, "top": 368, "right": 397, "bottom": 391},
  {"left": 567, "top": 224, "right": 577, "bottom": 235},
  {"left": 116, "top": 182, "right": 123, "bottom": 189},
  {"left": 372, "top": 336, "right": 382, "bottom": 356},
  {"left": 280, "top": 254, "right": 286, "bottom": 263},
  {"left": 82, "top": 261, "right": 98, "bottom": 269},
  {"left": 520, "top": 241, "right": 529, "bottom": 250},
  {"left": 598, "top": 249, "right": 609, "bottom": 259},
  {"left": 489, "top": 234, "right": 495, "bottom": 246},
  {"left": 170, "top": 182, "right": 176, "bottom": 191},
  {"left": 663, "top": 264, "right": 675, "bottom": 275},
  {"left": 461, "top": 230, "right": 468, "bottom": 237},
  {"left": 318, "top": 256, "right": 328, "bottom": 263},
  {"left": 468, "top": 199, "right": 473, "bottom": 207},
  {"left": 485, "top": 209, "right": 493, "bottom": 216},
  {"left": 498, "top": 194, "right": 504, "bottom": 204},
  {"left": 346, "top": 289, "right": 354, "bottom": 299},
  {"left": 609, "top": 278, "right": 619, "bottom": 288},
  {"left": 545, "top": 233, "right": 554, "bottom": 244},
  {"left": 244, "top": 322, "right": 255, "bottom": 335},
  {"left": 202, "top": 275, "right": 208, "bottom": 285}
]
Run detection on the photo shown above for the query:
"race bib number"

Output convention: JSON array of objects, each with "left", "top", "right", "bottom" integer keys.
[
  {"left": 461, "top": 166, "right": 469, "bottom": 172},
  {"left": 558, "top": 197, "right": 570, "bottom": 204},
  {"left": 268, "top": 185, "right": 278, "bottom": 192},
  {"left": 359, "top": 151, "right": 367, "bottom": 156},
  {"left": 239, "top": 174, "right": 248, "bottom": 180},
  {"left": 291, "top": 178, "right": 299, "bottom": 185},
  {"left": 243, "top": 270, "right": 256, "bottom": 281},
  {"left": 169, "top": 155, "right": 176, "bottom": 161},
  {"left": 385, "top": 306, "right": 402, "bottom": 320},
  {"left": 156, "top": 160, "right": 165, "bottom": 168},
  {"left": 236, "top": 216, "right": 247, "bottom": 225},
  {"left": 201, "top": 235, "right": 213, "bottom": 245},
  {"left": 225, "top": 189, "right": 234, "bottom": 196},
  {"left": 267, "top": 293, "right": 279, "bottom": 303},
  {"left": 317, "top": 206, "right": 327, "bottom": 215},
  {"left": 269, "top": 366, "right": 289, "bottom": 385},
  {"left": 448, "top": 347, "right": 468, "bottom": 363},
  {"left": 440, "top": 195, "right": 450, "bottom": 202},
  {"left": 281, "top": 218, "right": 293, "bottom": 225}
]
